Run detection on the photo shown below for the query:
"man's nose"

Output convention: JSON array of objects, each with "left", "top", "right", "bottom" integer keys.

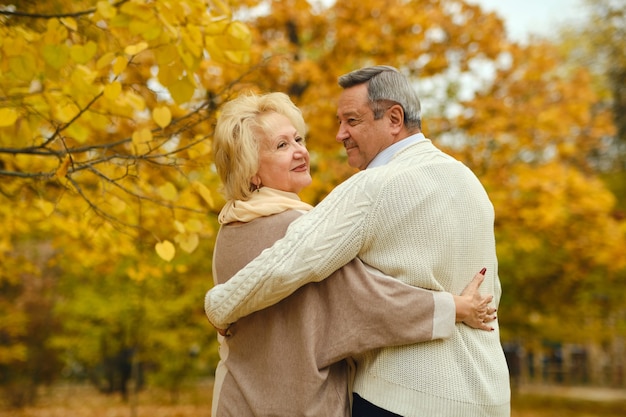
[{"left": 336, "top": 124, "right": 349, "bottom": 143}]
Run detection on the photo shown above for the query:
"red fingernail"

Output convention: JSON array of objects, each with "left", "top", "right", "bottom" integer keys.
[{"left": 480, "top": 267, "right": 487, "bottom": 275}]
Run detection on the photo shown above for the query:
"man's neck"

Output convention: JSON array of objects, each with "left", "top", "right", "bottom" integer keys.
[{"left": 366, "top": 133, "right": 426, "bottom": 169}]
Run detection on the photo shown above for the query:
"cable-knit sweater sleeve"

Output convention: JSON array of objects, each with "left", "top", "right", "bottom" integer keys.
[{"left": 205, "top": 175, "right": 374, "bottom": 329}]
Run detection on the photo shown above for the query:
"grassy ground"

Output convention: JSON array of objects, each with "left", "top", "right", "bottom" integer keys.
[
  {"left": 0, "top": 382, "right": 214, "bottom": 417},
  {"left": 511, "top": 393, "right": 626, "bottom": 417},
  {"left": 511, "top": 385, "right": 626, "bottom": 417},
  {"left": 1, "top": 382, "right": 625, "bottom": 417}
]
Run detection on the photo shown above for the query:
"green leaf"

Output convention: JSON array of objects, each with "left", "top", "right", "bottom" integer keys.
[{"left": 42, "top": 44, "right": 70, "bottom": 69}]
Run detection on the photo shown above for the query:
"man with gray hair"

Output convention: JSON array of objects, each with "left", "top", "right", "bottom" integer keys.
[{"left": 205, "top": 65, "right": 511, "bottom": 416}]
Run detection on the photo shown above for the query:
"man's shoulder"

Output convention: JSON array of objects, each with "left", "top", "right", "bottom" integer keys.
[{"left": 391, "top": 139, "right": 453, "bottom": 161}]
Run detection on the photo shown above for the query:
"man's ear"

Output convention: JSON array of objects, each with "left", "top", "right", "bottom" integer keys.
[{"left": 388, "top": 104, "right": 404, "bottom": 133}]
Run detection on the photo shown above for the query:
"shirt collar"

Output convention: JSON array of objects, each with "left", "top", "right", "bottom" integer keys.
[{"left": 367, "top": 133, "right": 426, "bottom": 169}]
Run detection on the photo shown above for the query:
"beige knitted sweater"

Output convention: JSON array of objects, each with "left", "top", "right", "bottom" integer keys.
[
  {"left": 206, "top": 140, "right": 511, "bottom": 416},
  {"left": 211, "top": 209, "right": 456, "bottom": 416}
]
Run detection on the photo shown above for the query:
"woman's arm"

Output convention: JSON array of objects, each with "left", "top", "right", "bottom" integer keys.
[{"left": 284, "top": 260, "right": 493, "bottom": 368}]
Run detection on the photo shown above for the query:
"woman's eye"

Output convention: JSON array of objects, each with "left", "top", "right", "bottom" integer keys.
[
  {"left": 296, "top": 136, "right": 305, "bottom": 144},
  {"left": 277, "top": 142, "right": 287, "bottom": 149}
]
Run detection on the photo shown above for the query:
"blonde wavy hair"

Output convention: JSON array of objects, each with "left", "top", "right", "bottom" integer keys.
[{"left": 213, "top": 92, "right": 307, "bottom": 201}]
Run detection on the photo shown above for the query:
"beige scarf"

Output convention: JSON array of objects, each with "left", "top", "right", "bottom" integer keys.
[{"left": 218, "top": 187, "right": 313, "bottom": 224}]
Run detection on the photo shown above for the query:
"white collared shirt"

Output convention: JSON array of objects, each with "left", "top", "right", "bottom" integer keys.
[{"left": 367, "top": 133, "right": 426, "bottom": 169}]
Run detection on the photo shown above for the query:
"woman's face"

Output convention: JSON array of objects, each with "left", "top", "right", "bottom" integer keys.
[{"left": 255, "top": 112, "right": 312, "bottom": 194}]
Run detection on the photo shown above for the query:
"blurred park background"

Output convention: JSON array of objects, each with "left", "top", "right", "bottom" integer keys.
[{"left": 1, "top": 0, "right": 625, "bottom": 415}]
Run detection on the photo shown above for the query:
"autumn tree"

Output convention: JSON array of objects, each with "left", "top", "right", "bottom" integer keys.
[
  {"left": 452, "top": 38, "right": 626, "bottom": 358},
  {"left": 580, "top": 0, "right": 626, "bottom": 166},
  {"left": 0, "top": 0, "right": 249, "bottom": 404},
  {"left": 559, "top": 0, "right": 626, "bottom": 220}
]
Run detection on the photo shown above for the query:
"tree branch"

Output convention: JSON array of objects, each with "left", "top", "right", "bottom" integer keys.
[
  {"left": 0, "top": 169, "right": 54, "bottom": 179},
  {"left": 0, "top": 0, "right": 130, "bottom": 19}
]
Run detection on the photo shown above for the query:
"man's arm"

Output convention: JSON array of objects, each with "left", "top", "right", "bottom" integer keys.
[{"left": 205, "top": 177, "right": 373, "bottom": 329}]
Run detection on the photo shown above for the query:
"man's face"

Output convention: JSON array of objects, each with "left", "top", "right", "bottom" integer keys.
[{"left": 335, "top": 84, "right": 392, "bottom": 170}]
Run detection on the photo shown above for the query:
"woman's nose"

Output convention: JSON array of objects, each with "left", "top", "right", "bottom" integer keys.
[{"left": 293, "top": 143, "right": 308, "bottom": 157}]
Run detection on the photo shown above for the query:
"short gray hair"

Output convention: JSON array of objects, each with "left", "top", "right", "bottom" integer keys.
[{"left": 338, "top": 65, "right": 422, "bottom": 130}]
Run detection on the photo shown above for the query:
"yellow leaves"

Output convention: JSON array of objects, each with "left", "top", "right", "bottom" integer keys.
[
  {"left": 153, "top": 106, "right": 172, "bottom": 128},
  {"left": 124, "top": 41, "right": 149, "bottom": 56},
  {"left": 103, "top": 81, "right": 122, "bottom": 101},
  {"left": 155, "top": 240, "right": 176, "bottom": 262},
  {"left": 205, "top": 21, "right": 252, "bottom": 65},
  {"left": 173, "top": 220, "right": 186, "bottom": 234},
  {"left": 0, "top": 108, "right": 18, "bottom": 127},
  {"left": 60, "top": 17, "right": 78, "bottom": 32},
  {"left": 119, "top": 0, "right": 152, "bottom": 19},
  {"left": 158, "top": 182, "right": 178, "bottom": 201},
  {"left": 209, "top": 0, "right": 232, "bottom": 18},
  {"left": 56, "top": 155, "right": 71, "bottom": 179},
  {"left": 176, "top": 43, "right": 199, "bottom": 71},
  {"left": 168, "top": 77, "right": 196, "bottom": 105},
  {"left": 0, "top": 341, "right": 28, "bottom": 364},
  {"left": 8, "top": 53, "right": 37, "bottom": 81},
  {"left": 70, "top": 65, "right": 98, "bottom": 94},
  {"left": 112, "top": 56, "right": 128, "bottom": 76},
  {"left": 133, "top": 127, "right": 152, "bottom": 144},
  {"left": 192, "top": 181, "right": 215, "bottom": 209},
  {"left": 37, "top": 199, "right": 55, "bottom": 217},
  {"left": 125, "top": 90, "right": 146, "bottom": 111},
  {"left": 108, "top": 195, "right": 127, "bottom": 215},
  {"left": 70, "top": 41, "right": 97, "bottom": 64},
  {"left": 173, "top": 219, "right": 201, "bottom": 253},
  {"left": 56, "top": 102, "right": 80, "bottom": 124},
  {"left": 97, "top": 0, "right": 117, "bottom": 19},
  {"left": 156, "top": 50, "right": 184, "bottom": 86},
  {"left": 42, "top": 44, "right": 70, "bottom": 70},
  {"left": 175, "top": 232, "right": 199, "bottom": 254},
  {"left": 182, "top": 25, "right": 204, "bottom": 58},
  {"left": 155, "top": 216, "right": 205, "bottom": 261},
  {"left": 497, "top": 161, "right": 625, "bottom": 283},
  {"left": 129, "top": 15, "right": 162, "bottom": 41},
  {"left": 0, "top": 2, "right": 245, "bottom": 366},
  {"left": 96, "top": 52, "right": 116, "bottom": 70},
  {"left": 187, "top": 138, "right": 212, "bottom": 159},
  {"left": 183, "top": 218, "right": 203, "bottom": 233},
  {"left": 132, "top": 127, "right": 152, "bottom": 154},
  {"left": 44, "top": 18, "right": 68, "bottom": 45},
  {"left": 204, "top": 18, "right": 229, "bottom": 37},
  {"left": 226, "top": 20, "right": 252, "bottom": 47},
  {"left": 0, "top": 306, "right": 26, "bottom": 341}
]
